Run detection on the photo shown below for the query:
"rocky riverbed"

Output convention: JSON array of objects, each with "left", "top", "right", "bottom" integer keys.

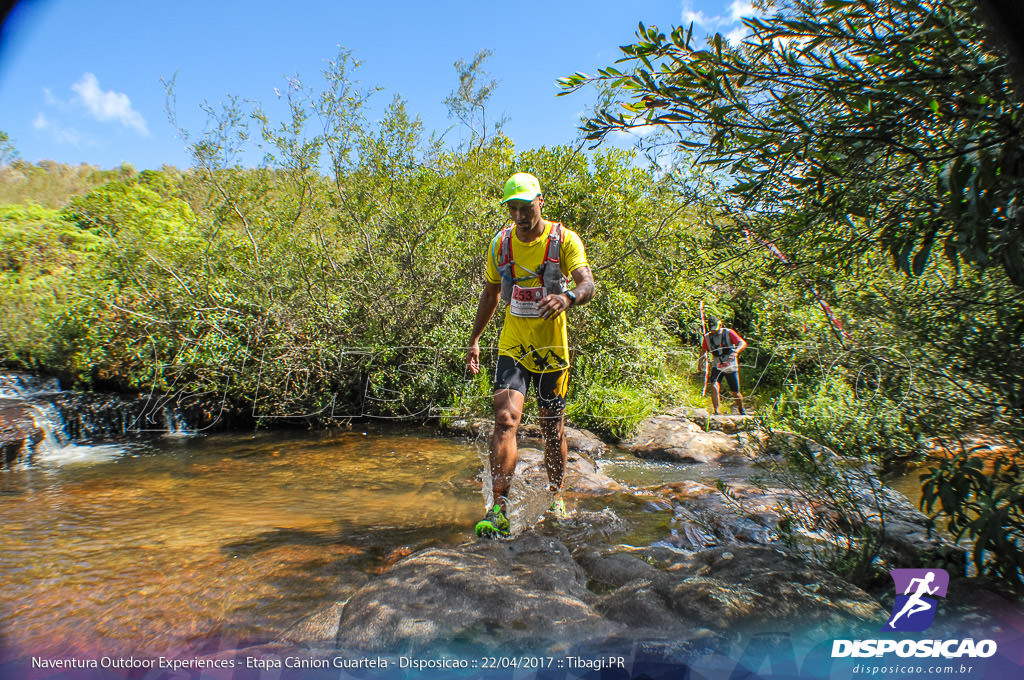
[
  {"left": 244, "top": 410, "right": 1021, "bottom": 666},
  {"left": 2, "top": 377, "right": 1020, "bottom": 670}
]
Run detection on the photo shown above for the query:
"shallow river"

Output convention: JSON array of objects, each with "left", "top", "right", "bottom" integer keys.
[
  {"left": 0, "top": 427, "right": 493, "bottom": 659},
  {"left": 0, "top": 421, "right": 928, "bottom": 662},
  {"left": 1, "top": 423, "right": 744, "bottom": 661}
]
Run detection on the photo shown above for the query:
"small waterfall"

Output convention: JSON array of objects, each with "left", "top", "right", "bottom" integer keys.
[
  {"left": 161, "top": 405, "right": 194, "bottom": 437},
  {"left": 28, "top": 400, "right": 72, "bottom": 449},
  {"left": 0, "top": 372, "right": 198, "bottom": 467}
]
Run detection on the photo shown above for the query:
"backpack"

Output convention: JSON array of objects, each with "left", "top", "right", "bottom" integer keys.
[
  {"left": 706, "top": 328, "right": 737, "bottom": 366},
  {"left": 494, "top": 221, "right": 568, "bottom": 304}
]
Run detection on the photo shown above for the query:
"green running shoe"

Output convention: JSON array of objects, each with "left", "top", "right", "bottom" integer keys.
[
  {"left": 548, "top": 498, "right": 569, "bottom": 520},
  {"left": 475, "top": 504, "right": 510, "bottom": 538}
]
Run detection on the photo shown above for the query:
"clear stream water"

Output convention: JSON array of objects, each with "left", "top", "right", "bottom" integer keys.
[
  {"left": 0, "top": 428, "right": 491, "bottom": 658},
  {"left": 0, "top": 416, "right": 926, "bottom": 662},
  {"left": 2, "top": 422, "right": 744, "bottom": 661}
]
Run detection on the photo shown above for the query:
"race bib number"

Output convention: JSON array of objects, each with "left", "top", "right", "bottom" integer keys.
[
  {"left": 510, "top": 284, "right": 544, "bottom": 317},
  {"left": 717, "top": 358, "right": 739, "bottom": 374}
]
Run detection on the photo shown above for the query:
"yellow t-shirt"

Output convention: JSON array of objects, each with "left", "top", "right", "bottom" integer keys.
[{"left": 485, "top": 220, "right": 589, "bottom": 372}]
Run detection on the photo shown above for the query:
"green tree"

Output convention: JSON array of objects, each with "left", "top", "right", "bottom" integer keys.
[
  {"left": 560, "top": 0, "right": 1024, "bottom": 286},
  {"left": 561, "top": 0, "right": 1024, "bottom": 589},
  {"left": 561, "top": 0, "right": 1024, "bottom": 429},
  {"left": 444, "top": 49, "right": 506, "bottom": 148}
]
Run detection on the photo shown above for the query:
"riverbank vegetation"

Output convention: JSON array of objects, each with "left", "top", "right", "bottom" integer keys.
[{"left": 1, "top": 0, "right": 1021, "bottom": 589}]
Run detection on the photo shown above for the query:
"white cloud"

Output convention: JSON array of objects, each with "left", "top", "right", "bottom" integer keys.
[
  {"left": 33, "top": 109, "right": 93, "bottom": 148},
  {"left": 42, "top": 87, "right": 63, "bottom": 108},
  {"left": 683, "top": 5, "right": 713, "bottom": 26},
  {"left": 729, "top": 0, "right": 757, "bottom": 22},
  {"left": 725, "top": 26, "right": 749, "bottom": 44},
  {"left": 70, "top": 72, "right": 149, "bottom": 136},
  {"left": 681, "top": 0, "right": 761, "bottom": 31}
]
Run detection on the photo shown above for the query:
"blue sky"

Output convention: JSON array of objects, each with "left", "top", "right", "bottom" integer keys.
[{"left": 0, "top": 1, "right": 758, "bottom": 170}]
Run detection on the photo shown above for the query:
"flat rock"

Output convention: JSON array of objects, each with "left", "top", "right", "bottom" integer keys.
[
  {"left": 317, "top": 539, "right": 885, "bottom": 657},
  {"left": 661, "top": 546, "right": 886, "bottom": 634},
  {"left": 620, "top": 413, "right": 754, "bottom": 464},
  {"left": 665, "top": 407, "right": 753, "bottom": 434},
  {"left": 513, "top": 446, "right": 622, "bottom": 496},
  {"left": 580, "top": 544, "right": 884, "bottom": 637},
  {"left": 565, "top": 425, "right": 608, "bottom": 457},
  {"left": 278, "top": 602, "right": 345, "bottom": 645},
  {"left": 333, "top": 533, "right": 617, "bottom": 653}
]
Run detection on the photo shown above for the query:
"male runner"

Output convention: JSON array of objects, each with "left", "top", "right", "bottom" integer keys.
[
  {"left": 466, "top": 172, "right": 595, "bottom": 538},
  {"left": 701, "top": 316, "right": 748, "bottom": 415}
]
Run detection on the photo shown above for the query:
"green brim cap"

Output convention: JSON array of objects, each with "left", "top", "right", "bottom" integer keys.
[{"left": 501, "top": 172, "right": 542, "bottom": 204}]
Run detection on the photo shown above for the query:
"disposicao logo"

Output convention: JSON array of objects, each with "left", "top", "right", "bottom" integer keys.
[
  {"left": 885, "top": 568, "right": 949, "bottom": 632},
  {"left": 831, "top": 567, "right": 998, "bottom": 659}
]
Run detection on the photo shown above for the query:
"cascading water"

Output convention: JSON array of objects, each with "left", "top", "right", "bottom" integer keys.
[{"left": 0, "top": 372, "right": 194, "bottom": 466}]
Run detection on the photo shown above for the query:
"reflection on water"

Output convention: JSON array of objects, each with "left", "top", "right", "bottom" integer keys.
[
  {"left": 884, "top": 465, "right": 931, "bottom": 509},
  {"left": 1, "top": 426, "right": 924, "bottom": 661},
  {"left": 598, "top": 445, "right": 755, "bottom": 489},
  {"left": 0, "top": 428, "right": 482, "bottom": 658}
]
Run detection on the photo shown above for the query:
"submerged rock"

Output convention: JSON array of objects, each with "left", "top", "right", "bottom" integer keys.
[{"left": 512, "top": 446, "right": 622, "bottom": 496}]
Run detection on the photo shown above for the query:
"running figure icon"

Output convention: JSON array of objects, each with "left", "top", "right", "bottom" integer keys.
[
  {"left": 888, "top": 572, "right": 939, "bottom": 628},
  {"left": 884, "top": 568, "right": 949, "bottom": 632}
]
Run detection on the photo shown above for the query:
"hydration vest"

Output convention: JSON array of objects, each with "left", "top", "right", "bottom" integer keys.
[
  {"left": 495, "top": 221, "right": 568, "bottom": 304},
  {"left": 706, "top": 328, "right": 737, "bottom": 362}
]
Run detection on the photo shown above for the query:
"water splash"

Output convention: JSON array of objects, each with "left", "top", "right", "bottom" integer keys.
[
  {"left": 475, "top": 444, "right": 494, "bottom": 511},
  {"left": 25, "top": 399, "right": 133, "bottom": 467},
  {"left": 32, "top": 442, "right": 127, "bottom": 466},
  {"left": 0, "top": 372, "right": 61, "bottom": 398},
  {"left": 507, "top": 475, "right": 557, "bottom": 535},
  {"left": 160, "top": 406, "right": 194, "bottom": 437},
  {"left": 474, "top": 440, "right": 559, "bottom": 536}
]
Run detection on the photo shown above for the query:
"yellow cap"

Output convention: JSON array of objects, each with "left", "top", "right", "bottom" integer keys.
[{"left": 501, "top": 172, "right": 542, "bottom": 204}]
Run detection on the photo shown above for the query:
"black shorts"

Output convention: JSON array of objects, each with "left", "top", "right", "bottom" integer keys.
[
  {"left": 493, "top": 355, "right": 569, "bottom": 411},
  {"left": 710, "top": 367, "right": 741, "bottom": 393}
]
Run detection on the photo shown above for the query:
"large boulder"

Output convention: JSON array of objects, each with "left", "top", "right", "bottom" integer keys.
[
  {"left": 620, "top": 412, "right": 756, "bottom": 464},
  {"left": 292, "top": 535, "right": 885, "bottom": 658},
  {"left": 333, "top": 533, "right": 616, "bottom": 653},
  {"left": 580, "top": 544, "right": 885, "bottom": 638}
]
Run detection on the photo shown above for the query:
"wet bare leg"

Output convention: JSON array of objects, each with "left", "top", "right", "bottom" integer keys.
[
  {"left": 491, "top": 388, "right": 525, "bottom": 513},
  {"left": 539, "top": 406, "right": 567, "bottom": 492}
]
